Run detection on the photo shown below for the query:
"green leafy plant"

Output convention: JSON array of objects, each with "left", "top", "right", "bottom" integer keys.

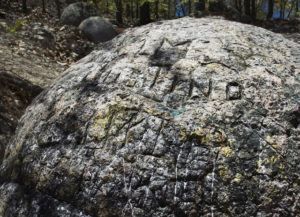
[{"left": 1, "top": 19, "right": 27, "bottom": 34}]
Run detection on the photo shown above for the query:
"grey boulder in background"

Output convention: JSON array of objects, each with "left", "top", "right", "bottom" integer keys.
[
  {"left": 1, "top": 17, "right": 300, "bottom": 217},
  {"left": 60, "top": 2, "right": 100, "bottom": 26},
  {"left": 79, "top": 17, "right": 117, "bottom": 43}
]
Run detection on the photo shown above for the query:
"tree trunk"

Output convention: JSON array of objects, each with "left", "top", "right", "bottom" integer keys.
[
  {"left": 136, "top": 0, "right": 139, "bottom": 19},
  {"left": 199, "top": 0, "right": 205, "bottom": 11},
  {"left": 280, "top": 0, "right": 285, "bottom": 19},
  {"left": 205, "top": 0, "right": 210, "bottom": 11},
  {"left": 296, "top": 0, "right": 299, "bottom": 12},
  {"left": 7, "top": 0, "right": 11, "bottom": 9},
  {"left": 168, "top": 0, "right": 171, "bottom": 18},
  {"left": 106, "top": 1, "right": 109, "bottom": 13},
  {"left": 54, "top": 0, "right": 61, "bottom": 17},
  {"left": 188, "top": 0, "right": 192, "bottom": 14},
  {"left": 155, "top": 0, "right": 159, "bottom": 20},
  {"left": 140, "top": 1, "right": 151, "bottom": 25},
  {"left": 126, "top": 4, "right": 130, "bottom": 18},
  {"left": 244, "top": 0, "right": 250, "bottom": 16},
  {"left": 42, "top": 0, "right": 46, "bottom": 13},
  {"left": 287, "top": 1, "right": 295, "bottom": 18},
  {"left": 115, "top": 0, "right": 123, "bottom": 25},
  {"left": 130, "top": 0, "right": 134, "bottom": 20},
  {"left": 251, "top": 0, "right": 256, "bottom": 20},
  {"left": 22, "top": 0, "right": 27, "bottom": 13},
  {"left": 267, "top": 0, "right": 273, "bottom": 19},
  {"left": 234, "top": 0, "right": 238, "bottom": 10},
  {"left": 92, "top": 0, "right": 98, "bottom": 7}
]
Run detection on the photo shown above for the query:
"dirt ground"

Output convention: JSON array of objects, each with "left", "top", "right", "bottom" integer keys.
[{"left": 0, "top": 4, "right": 97, "bottom": 160}]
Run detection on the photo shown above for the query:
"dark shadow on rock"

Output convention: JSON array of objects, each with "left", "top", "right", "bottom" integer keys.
[{"left": 0, "top": 69, "right": 42, "bottom": 162}]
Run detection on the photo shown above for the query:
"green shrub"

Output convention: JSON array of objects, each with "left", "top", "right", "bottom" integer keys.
[{"left": 0, "top": 19, "right": 27, "bottom": 34}]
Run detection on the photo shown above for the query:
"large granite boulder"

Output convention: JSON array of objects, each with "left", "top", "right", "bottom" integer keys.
[
  {"left": 1, "top": 17, "right": 300, "bottom": 217},
  {"left": 79, "top": 17, "right": 117, "bottom": 43},
  {"left": 60, "top": 2, "right": 100, "bottom": 26}
]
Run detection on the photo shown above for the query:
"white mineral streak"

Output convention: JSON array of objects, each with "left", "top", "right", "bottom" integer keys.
[{"left": 211, "top": 157, "right": 217, "bottom": 217}]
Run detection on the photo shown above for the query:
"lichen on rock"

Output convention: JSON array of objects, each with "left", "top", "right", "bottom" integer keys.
[{"left": 1, "top": 17, "right": 300, "bottom": 217}]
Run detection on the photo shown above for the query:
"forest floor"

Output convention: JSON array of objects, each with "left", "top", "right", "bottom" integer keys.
[
  {"left": 0, "top": 4, "right": 300, "bottom": 155},
  {"left": 0, "top": 5, "right": 97, "bottom": 155}
]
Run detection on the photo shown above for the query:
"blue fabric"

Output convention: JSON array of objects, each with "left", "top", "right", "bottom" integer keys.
[{"left": 175, "top": 0, "right": 184, "bottom": 17}]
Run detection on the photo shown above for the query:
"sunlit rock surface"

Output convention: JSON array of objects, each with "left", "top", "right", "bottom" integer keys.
[{"left": 1, "top": 17, "right": 300, "bottom": 217}]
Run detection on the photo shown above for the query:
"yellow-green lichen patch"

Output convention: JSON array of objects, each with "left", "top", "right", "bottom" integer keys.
[
  {"left": 179, "top": 130, "right": 187, "bottom": 141},
  {"left": 257, "top": 159, "right": 264, "bottom": 170},
  {"left": 193, "top": 127, "right": 203, "bottom": 136},
  {"left": 190, "top": 127, "right": 212, "bottom": 145},
  {"left": 265, "top": 155, "right": 280, "bottom": 169},
  {"left": 220, "top": 146, "right": 231, "bottom": 157},
  {"left": 207, "top": 63, "right": 222, "bottom": 69},
  {"left": 218, "top": 165, "right": 228, "bottom": 178},
  {"left": 256, "top": 154, "right": 282, "bottom": 174},
  {"left": 214, "top": 129, "right": 228, "bottom": 143},
  {"left": 233, "top": 172, "right": 243, "bottom": 183},
  {"left": 227, "top": 139, "right": 232, "bottom": 146},
  {"left": 178, "top": 126, "right": 234, "bottom": 148},
  {"left": 279, "top": 163, "right": 284, "bottom": 169},
  {"left": 88, "top": 98, "right": 143, "bottom": 145},
  {"left": 88, "top": 109, "right": 111, "bottom": 141},
  {"left": 266, "top": 134, "right": 273, "bottom": 143}
]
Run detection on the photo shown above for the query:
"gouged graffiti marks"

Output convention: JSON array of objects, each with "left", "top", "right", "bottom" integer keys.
[
  {"left": 201, "top": 61, "right": 240, "bottom": 74},
  {"left": 151, "top": 120, "right": 164, "bottom": 155},
  {"left": 100, "top": 54, "right": 127, "bottom": 83},
  {"left": 137, "top": 39, "right": 147, "bottom": 56},
  {"left": 182, "top": 141, "right": 194, "bottom": 166},
  {"left": 150, "top": 68, "right": 161, "bottom": 89},
  {"left": 265, "top": 68, "right": 277, "bottom": 76},
  {"left": 194, "top": 79, "right": 212, "bottom": 98},
  {"left": 188, "top": 79, "right": 194, "bottom": 98},
  {"left": 111, "top": 72, "right": 121, "bottom": 84},
  {"left": 222, "top": 42, "right": 251, "bottom": 61},
  {"left": 122, "top": 111, "right": 140, "bottom": 145},
  {"left": 174, "top": 40, "right": 192, "bottom": 47},
  {"left": 139, "top": 92, "right": 164, "bottom": 103},
  {"left": 226, "top": 82, "right": 242, "bottom": 101},
  {"left": 128, "top": 116, "right": 146, "bottom": 131},
  {"left": 142, "top": 108, "right": 170, "bottom": 122},
  {"left": 206, "top": 79, "right": 212, "bottom": 98},
  {"left": 82, "top": 102, "right": 105, "bottom": 146},
  {"left": 101, "top": 70, "right": 112, "bottom": 83},
  {"left": 100, "top": 108, "right": 116, "bottom": 146},
  {"left": 169, "top": 75, "right": 179, "bottom": 94}
]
